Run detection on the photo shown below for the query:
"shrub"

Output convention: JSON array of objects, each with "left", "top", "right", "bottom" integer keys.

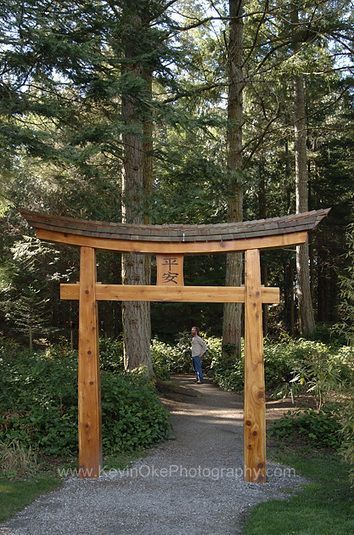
[
  {"left": 338, "top": 397, "right": 354, "bottom": 482},
  {"left": 201, "top": 335, "right": 223, "bottom": 375},
  {"left": 269, "top": 408, "right": 342, "bottom": 450},
  {"left": 333, "top": 222, "right": 354, "bottom": 347},
  {"left": 0, "top": 336, "right": 23, "bottom": 360},
  {"left": 0, "top": 348, "right": 79, "bottom": 456},
  {"left": 0, "top": 439, "right": 38, "bottom": 479},
  {"left": 99, "top": 336, "right": 124, "bottom": 372},
  {"left": 0, "top": 343, "right": 170, "bottom": 458},
  {"left": 102, "top": 371, "right": 171, "bottom": 452},
  {"left": 150, "top": 338, "right": 177, "bottom": 380},
  {"left": 207, "top": 337, "right": 353, "bottom": 403},
  {"left": 150, "top": 332, "right": 222, "bottom": 379}
]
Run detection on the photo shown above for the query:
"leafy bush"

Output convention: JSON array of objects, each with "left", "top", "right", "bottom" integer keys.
[
  {"left": 150, "top": 338, "right": 180, "bottom": 380},
  {"left": 332, "top": 345, "right": 354, "bottom": 385},
  {"left": 99, "top": 336, "right": 124, "bottom": 372},
  {"left": 208, "top": 339, "right": 295, "bottom": 393},
  {"left": 209, "top": 353, "right": 243, "bottom": 392},
  {"left": 1, "top": 346, "right": 80, "bottom": 456},
  {"left": 0, "top": 342, "right": 170, "bottom": 458},
  {"left": 333, "top": 222, "right": 354, "bottom": 347},
  {"left": 150, "top": 331, "right": 221, "bottom": 379},
  {"left": 0, "top": 336, "right": 22, "bottom": 360},
  {"left": 210, "top": 336, "right": 352, "bottom": 394},
  {"left": 265, "top": 339, "right": 332, "bottom": 403},
  {"left": 102, "top": 372, "right": 171, "bottom": 452},
  {"left": 200, "top": 335, "right": 223, "bottom": 375},
  {"left": 269, "top": 408, "right": 342, "bottom": 450},
  {"left": 338, "top": 397, "right": 354, "bottom": 482},
  {"left": 283, "top": 341, "right": 353, "bottom": 408}
]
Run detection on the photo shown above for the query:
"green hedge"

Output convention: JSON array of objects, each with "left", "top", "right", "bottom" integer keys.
[
  {"left": 0, "top": 340, "right": 170, "bottom": 458},
  {"left": 150, "top": 332, "right": 221, "bottom": 379},
  {"left": 268, "top": 408, "right": 342, "bottom": 450},
  {"left": 209, "top": 337, "right": 353, "bottom": 400}
]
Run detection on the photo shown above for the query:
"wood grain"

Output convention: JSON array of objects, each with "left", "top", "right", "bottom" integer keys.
[
  {"left": 244, "top": 249, "right": 266, "bottom": 483},
  {"left": 60, "top": 283, "right": 280, "bottom": 304},
  {"left": 78, "top": 247, "right": 102, "bottom": 478},
  {"left": 38, "top": 228, "right": 308, "bottom": 254},
  {"left": 156, "top": 254, "right": 184, "bottom": 285}
]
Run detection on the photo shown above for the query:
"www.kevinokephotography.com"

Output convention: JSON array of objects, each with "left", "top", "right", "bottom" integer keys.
[{"left": 57, "top": 464, "right": 297, "bottom": 481}]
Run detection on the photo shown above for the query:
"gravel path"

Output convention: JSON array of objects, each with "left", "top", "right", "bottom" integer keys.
[{"left": 0, "top": 375, "right": 306, "bottom": 535}]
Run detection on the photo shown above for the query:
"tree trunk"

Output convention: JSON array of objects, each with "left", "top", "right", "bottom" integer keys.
[
  {"left": 294, "top": 73, "right": 315, "bottom": 337},
  {"left": 222, "top": 0, "right": 244, "bottom": 362},
  {"left": 142, "top": 68, "right": 153, "bottom": 342},
  {"left": 29, "top": 325, "right": 33, "bottom": 353},
  {"left": 258, "top": 162, "right": 268, "bottom": 335},
  {"left": 121, "top": 9, "right": 153, "bottom": 377},
  {"left": 292, "top": 5, "right": 315, "bottom": 337},
  {"left": 284, "top": 257, "right": 296, "bottom": 335}
]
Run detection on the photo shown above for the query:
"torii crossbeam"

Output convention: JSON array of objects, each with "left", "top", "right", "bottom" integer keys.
[{"left": 21, "top": 208, "right": 329, "bottom": 482}]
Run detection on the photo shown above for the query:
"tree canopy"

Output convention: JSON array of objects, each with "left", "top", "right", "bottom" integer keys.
[{"left": 0, "top": 0, "right": 353, "bottom": 356}]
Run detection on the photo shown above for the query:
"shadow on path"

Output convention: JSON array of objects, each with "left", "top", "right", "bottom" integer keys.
[{"left": 0, "top": 374, "right": 305, "bottom": 535}]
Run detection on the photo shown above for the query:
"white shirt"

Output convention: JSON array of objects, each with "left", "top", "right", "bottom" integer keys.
[{"left": 191, "top": 335, "right": 207, "bottom": 357}]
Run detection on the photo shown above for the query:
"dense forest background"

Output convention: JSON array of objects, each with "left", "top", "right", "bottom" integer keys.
[{"left": 0, "top": 0, "right": 353, "bottom": 351}]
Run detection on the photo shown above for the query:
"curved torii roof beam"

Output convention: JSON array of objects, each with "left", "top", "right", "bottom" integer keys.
[
  {"left": 20, "top": 207, "right": 330, "bottom": 483},
  {"left": 21, "top": 208, "right": 330, "bottom": 254}
]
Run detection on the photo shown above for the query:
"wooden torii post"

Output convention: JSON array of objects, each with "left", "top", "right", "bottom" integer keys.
[{"left": 21, "top": 208, "right": 329, "bottom": 482}]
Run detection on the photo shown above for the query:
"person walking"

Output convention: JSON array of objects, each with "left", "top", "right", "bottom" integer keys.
[{"left": 191, "top": 326, "right": 207, "bottom": 384}]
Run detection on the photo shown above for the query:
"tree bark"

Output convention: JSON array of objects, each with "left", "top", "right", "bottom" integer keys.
[
  {"left": 222, "top": 0, "right": 244, "bottom": 362},
  {"left": 142, "top": 68, "right": 153, "bottom": 342},
  {"left": 258, "top": 162, "right": 268, "bottom": 335},
  {"left": 284, "top": 257, "right": 296, "bottom": 335},
  {"left": 292, "top": 4, "right": 315, "bottom": 337},
  {"left": 294, "top": 75, "right": 315, "bottom": 337},
  {"left": 121, "top": 8, "right": 153, "bottom": 377},
  {"left": 29, "top": 325, "right": 33, "bottom": 353}
]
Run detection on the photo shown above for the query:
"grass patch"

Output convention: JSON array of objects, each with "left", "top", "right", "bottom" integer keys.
[
  {"left": 0, "top": 475, "right": 60, "bottom": 523},
  {"left": 0, "top": 447, "right": 151, "bottom": 523},
  {"left": 243, "top": 450, "right": 354, "bottom": 535},
  {"left": 103, "top": 448, "right": 149, "bottom": 470}
]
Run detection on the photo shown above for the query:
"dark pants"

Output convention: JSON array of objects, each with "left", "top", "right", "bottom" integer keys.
[{"left": 192, "top": 356, "right": 204, "bottom": 382}]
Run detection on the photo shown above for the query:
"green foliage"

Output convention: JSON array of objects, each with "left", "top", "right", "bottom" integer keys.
[
  {"left": 209, "top": 342, "right": 244, "bottom": 392},
  {"left": 0, "top": 236, "right": 61, "bottom": 349},
  {"left": 99, "top": 336, "right": 124, "bottom": 372},
  {"left": 0, "top": 439, "right": 38, "bottom": 479},
  {"left": 338, "top": 397, "right": 354, "bottom": 482},
  {"left": 0, "top": 476, "right": 60, "bottom": 523},
  {"left": 0, "top": 341, "right": 170, "bottom": 458},
  {"left": 0, "top": 336, "right": 22, "bottom": 359},
  {"left": 205, "top": 336, "right": 354, "bottom": 399},
  {"left": 151, "top": 331, "right": 198, "bottom": 378},
  {"left": 4, "top": 286, "right": 52, "bottom": 351},
  {"left": 244, "top": 452, "right": 353, "bottom": 535},
  {"left": 265, "top": 340, "right": 353, "bottom": 462},
  {"left": 151, "top": 332, "right": 222, "bottom": 380},
  {"left": 0, "top": 346, "right": 78, "bottom": 456},
  {"left": 267, "top": 339, "right": 347, "bottom": 405},
  {"left": 101, "top": 371, "right": 170, "bottom": 453},
  {"left": 269, "top": 408, "right": 342, "bottom": 450},
  {"left": 333, "top": 223, "right": 354, "bottom": 346},
  {"left": 150, "top": 336, "right": 190, "bottom": 378},
  {"left": 150, "top": 339, "right": 175, "bottom": 380},
  {"left": 209, "top": 337, "right": 353, "bottom": 463}
]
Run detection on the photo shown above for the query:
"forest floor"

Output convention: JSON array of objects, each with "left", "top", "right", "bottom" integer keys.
[{"left": 0, "top": 374, "right": 307, "bottom": 535}]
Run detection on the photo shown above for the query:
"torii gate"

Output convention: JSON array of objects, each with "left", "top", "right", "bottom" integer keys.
[{"left": 21, "top": 208, "right": 329, "bottom": 483}]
